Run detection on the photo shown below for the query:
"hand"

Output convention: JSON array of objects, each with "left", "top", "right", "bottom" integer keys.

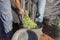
[
  {"left": 18, "top": 8, "right": 24, "bottom": 19},
  {"left": 18, "top": 8, "right": 24, "bottom": 15}
]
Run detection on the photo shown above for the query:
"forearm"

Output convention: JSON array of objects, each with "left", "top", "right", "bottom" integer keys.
[{"left": 13, "top": 0, "right": 22, "bottom": 11}]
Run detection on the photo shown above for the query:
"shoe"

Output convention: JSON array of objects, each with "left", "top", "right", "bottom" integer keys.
[{"left": 36, "top": 21, "right": 43, "bottom": 28}]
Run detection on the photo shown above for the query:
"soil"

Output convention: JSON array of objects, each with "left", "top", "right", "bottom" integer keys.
[{"left": 39, "top": 33, "right": 55, "bottom": 40}]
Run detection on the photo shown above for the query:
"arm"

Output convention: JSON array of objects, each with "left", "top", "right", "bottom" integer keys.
[{"left": 12, "top": 0, "right": 24, "bottom": 14}]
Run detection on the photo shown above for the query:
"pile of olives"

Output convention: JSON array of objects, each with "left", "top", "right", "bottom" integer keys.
[{"left": 22, "top": 10, "right": 38, "bottom": 29}]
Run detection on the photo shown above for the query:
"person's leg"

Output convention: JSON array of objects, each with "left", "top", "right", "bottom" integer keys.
[
  {"left": 28, "top": 0, "right": 37, "bottom": 21},
  {"left": 6, "top": 30, "right": 13, "bottom": 40},
  {"left": 0, "top": 0, "right": 13, "bottom": 40},
  {"left": 31, "top": 3, "right": 37, "bottom": 20},
  {"left": 0, "top": 19, "right": 5, "bottom": 37},
  {"left": 36, "top": 0, "right": 46, "bottom": 23}
]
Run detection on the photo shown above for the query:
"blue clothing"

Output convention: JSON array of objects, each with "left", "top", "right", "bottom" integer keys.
[
  {"left": 36, "top": 0, "right": 46, "bottom": 22},
  {"left": 0, "top": 0, "right": 13, "bottom": 40},
  {"left": 0, "top": 0, "right": 13, "bottom": 33}
]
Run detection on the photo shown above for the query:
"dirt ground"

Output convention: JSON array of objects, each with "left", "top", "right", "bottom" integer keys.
[{"left": 39, "top": 33, "right": 55, "bottom": 40}]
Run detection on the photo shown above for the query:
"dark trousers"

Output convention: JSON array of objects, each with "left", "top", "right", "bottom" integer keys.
[
  {"left": 0, "top": 19, "right": 13, "bottom": 40},
  {"left": 0, "top": 19, "right": 5, "bottom": 37}
]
